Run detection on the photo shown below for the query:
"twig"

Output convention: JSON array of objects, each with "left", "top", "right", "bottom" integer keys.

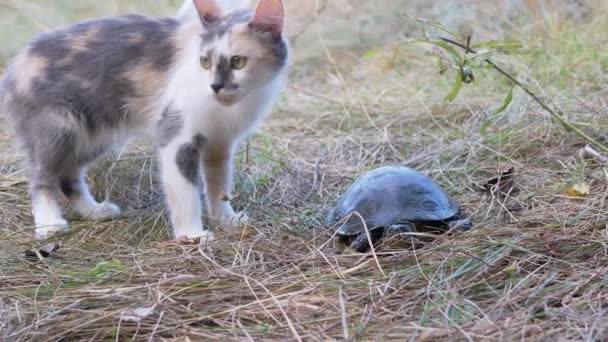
[
  {"left": 339, "top": 286, "right": 349, "bottom": 340},
  {"left": 438, "top": 36, "right": 608, "bottom": 154},
  {"left": 352, "top": 212, "right": 386, "bottom": 277},
  {"left": 197, "top": 247, "right": 303, "bottom": 342},
  {"left": 577, "top": 144, "right": 608, "bottom": 165}
]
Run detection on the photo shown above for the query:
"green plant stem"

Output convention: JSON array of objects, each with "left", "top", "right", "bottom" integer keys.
[
  {"left": 438, "top": 36, "right": 608, "bottom": 154},
  {"left": 571, "top": 121, "right": 608, "bottom": 129}
]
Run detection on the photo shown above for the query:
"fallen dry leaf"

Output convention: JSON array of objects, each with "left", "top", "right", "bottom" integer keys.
[
  {"left": 240, "top": 224, "right": 256, "bottom": 240},
  {"left": 577, "top": 144, "right": 608, "bottom": 165},
  {"left": 565, "top": 182, "right": 590, "bottom": 197},
  {"left": 121, "top": 307, "right": 155, "bottom": 322},
  {"left": 24, "top": 243, "right": 61, "bottom": 260},
  {"left": 480, "top": 166, "right": 517, "bottom": 196}
]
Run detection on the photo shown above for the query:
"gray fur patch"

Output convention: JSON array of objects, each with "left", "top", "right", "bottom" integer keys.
[
  {"left": 175, "top": 134, "right": 208, "bottom": 184},
  {"left": 59, "top": 176, "right": 80, "bottom": 198},
  {"left": 157, "top": 105, "right": 183, "bottom": 147},
  {"left": 192, "top": 134, "right": 207, "bottom": 150},
  {"left": 200, "top": 9, "right": 253, "bottom": 43},
  {"left": 212, "top": 56, "right": 238, "bottom": 91},
  {"left": 7, "top": 15, "right": 179, "bottom": 134},
  {"left": 250, "top": 30, "right": 289, "bottom": 70},
  {"left": 26, "top": 124, "right": 108, "bottom": 192}
]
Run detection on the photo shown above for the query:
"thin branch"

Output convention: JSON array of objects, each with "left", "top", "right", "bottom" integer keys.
[
  {"left": 465, "top": 35, "right": 472, "bottom": 54},
  {"left": 577, "top": 144, "right": 608, "bottom": 165},
  {"left": 438, "top": 36, "right": 608, "bottom": 154}
]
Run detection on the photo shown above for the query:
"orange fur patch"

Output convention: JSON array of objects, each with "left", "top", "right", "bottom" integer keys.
[{"left": 12, "top": 51, "right": 48, "bottom": 94}]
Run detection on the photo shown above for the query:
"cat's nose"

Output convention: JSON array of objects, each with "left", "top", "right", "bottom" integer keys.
[{"left": 211, "top": 83, "right": 224, "bottom": 94}]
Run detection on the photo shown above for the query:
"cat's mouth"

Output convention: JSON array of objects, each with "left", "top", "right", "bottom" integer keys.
[{"left": 215, "top": 93, "right": 240, "bottom": 106}]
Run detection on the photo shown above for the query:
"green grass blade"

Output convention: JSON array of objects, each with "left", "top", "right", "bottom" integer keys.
[
  {"left": 445, "top": 67, "right": 463, "bottom": 102},
  {"left": 471, "top": 39, "right": 524, "bottom": 51},
  {"left": 490, "top": 87, "right": 514, "bottom": 117}
]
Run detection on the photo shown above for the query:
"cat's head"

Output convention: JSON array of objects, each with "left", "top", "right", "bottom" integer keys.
[{"left": 193, "top": 0, "right": 288, "bottom": 106}]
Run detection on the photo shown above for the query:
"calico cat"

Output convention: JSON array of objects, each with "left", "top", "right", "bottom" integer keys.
[{"left": 0, "top": 0, "right": 289, "bottom": 240}]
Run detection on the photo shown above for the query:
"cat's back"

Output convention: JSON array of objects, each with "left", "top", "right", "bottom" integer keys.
[
  {"left": 2, "top": 14, "right": 182, "bottom": 128},
  {"left": 6, "top": 14, "right": 180, "bottom": 87},
  {"left": 26, "top": 15, "right": 180, "bottom": 70}
]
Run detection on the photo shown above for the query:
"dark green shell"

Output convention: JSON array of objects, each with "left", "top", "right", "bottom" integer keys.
[{"left": 328, "top": 166, "right": 460, "bottom": 236}]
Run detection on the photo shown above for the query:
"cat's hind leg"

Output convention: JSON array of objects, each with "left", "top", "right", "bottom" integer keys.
[
  {"left": 28, "top": 125, "right": 117, "bottom": 238},
  {"left": 59, "top": 170, "right": 120, "bottom": 221},
  {"left": 29, "top": 165, "right": 68, "bottom": 239},
  {"left": 31, "top": 182, "right": 69, "bottom": 239}
]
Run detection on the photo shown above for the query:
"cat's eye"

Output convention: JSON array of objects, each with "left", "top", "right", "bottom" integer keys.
[
  {"left": 230, "top": 56, "right": 247, "bottom": 70},
  {"left": 200, "top": 56, "right": 211, "bottom": 69}
]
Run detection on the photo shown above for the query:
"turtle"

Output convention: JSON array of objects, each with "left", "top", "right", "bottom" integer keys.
[{"left": 326, "top": 166, "right": 472, "bottom": 252}]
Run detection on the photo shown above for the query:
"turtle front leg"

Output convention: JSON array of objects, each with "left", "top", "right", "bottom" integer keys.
[
  {"left": 448, "top": 218, "right": 473, "bottom": 231},
  {"left": 384, "top": 222, "right": 416, "bottom": 239},
  {"left": 382, "top": 222, "right": 417, "bottom": 248},
  {"left": 350, "top": 228, "right": 385, "bottom": 253}
]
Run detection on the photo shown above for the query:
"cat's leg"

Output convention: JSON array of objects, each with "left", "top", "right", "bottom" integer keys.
[
  {"left": 27, "top": 129, "right": 75, "bottom": 239},
  {"left": 29, "top": 164, "right": 68, "bottom": 239},
  {"left": 59, "top": 170, "right": 120, "bottom": 221},
  {"left": 158, "top": 135, "right": 213, "bottom": 240},
  {"left": 30, "top": 183, "right": 68, "bottom": 239},
  {"left": 201, "top": 144, "right": 248, "bottom": 230}
]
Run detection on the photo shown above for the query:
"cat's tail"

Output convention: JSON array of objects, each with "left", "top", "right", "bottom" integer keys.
[{"left": 176, "top": 0, "right": 255, "bottom": 21}]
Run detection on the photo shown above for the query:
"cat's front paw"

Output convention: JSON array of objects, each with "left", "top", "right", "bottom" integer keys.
[
  {"left": 82, "top": 201, "right": 121, "bottom": 221},
  {"left": 35, "top": 219, "right": 69, "bottom": 239},
  {"left": 216, "top": 211, "right": 250, "bottom": 230},
  {"left": 175, "top": 227, "right": 215, "bottom": 243}
]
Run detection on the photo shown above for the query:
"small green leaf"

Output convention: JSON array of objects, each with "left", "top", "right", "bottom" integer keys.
[
  {"left": 469, "top": 49, "right": 494, "bottom": 61},
  {"left": 445, "top": 68, "right": 463, "bottom": 103},
  {"left": 394, "top": 39, "right": 463, "bottom": 65},
  {"left": 89, "top": 259, "right": 125, "bottom": 278},
  {"left": 415, "top": 18, "right": 461, "bottom": 39},
  {"left": 255, "top": 176, "right": 270, "bottom": 186},
  {"left": 471, "top": 40, "right": 523, "bottom": 50},
  {"left": 480, "top": 120, "right": 490, "bottom": 135},
  {"left": 490, "top": 87, "right": 514, "bottom": 117},
  {"left": 362, "top": 50, "right": 377, "bottom": 60},
  {"left": 431, "top": 39, "right": 464, "bottom": 64},
  {"left": 503, "top": 266, "right": 517, "bottom": 275},
  {"left": 436, "top": 55, "right": 448, "bottom": 74},
  {"left": 432, "top": 48, "right": 448, "bottom": 74}
]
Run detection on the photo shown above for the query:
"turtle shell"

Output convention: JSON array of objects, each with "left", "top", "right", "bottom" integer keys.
[{"left": 327, "top": 166, "right": 460, "bottom": 236}]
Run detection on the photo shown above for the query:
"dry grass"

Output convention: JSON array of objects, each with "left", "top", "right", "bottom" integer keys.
[{"left": 1, "top": 0, "right": 608, "bottom": 340}]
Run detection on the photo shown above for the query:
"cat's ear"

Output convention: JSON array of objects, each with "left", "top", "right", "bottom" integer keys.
[
  {"left": 193, "top": 0, "right": 222, "bottom": 24},
  {"left": 249, "top": 0, "right": 284, "bottom": 39}
]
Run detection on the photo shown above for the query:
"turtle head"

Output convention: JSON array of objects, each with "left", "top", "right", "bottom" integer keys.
[
  {"left": 385, "top": 222, "right": 415, "bottom": 237},
  {"left": 336, "top": 222, "right": 355, "bottom": 236},
  {"left": 325, "top": 208, "right": 339, "bottom": 226},
  {"left": 334, "top": 221, "right": 359, "bottom": 245}
]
